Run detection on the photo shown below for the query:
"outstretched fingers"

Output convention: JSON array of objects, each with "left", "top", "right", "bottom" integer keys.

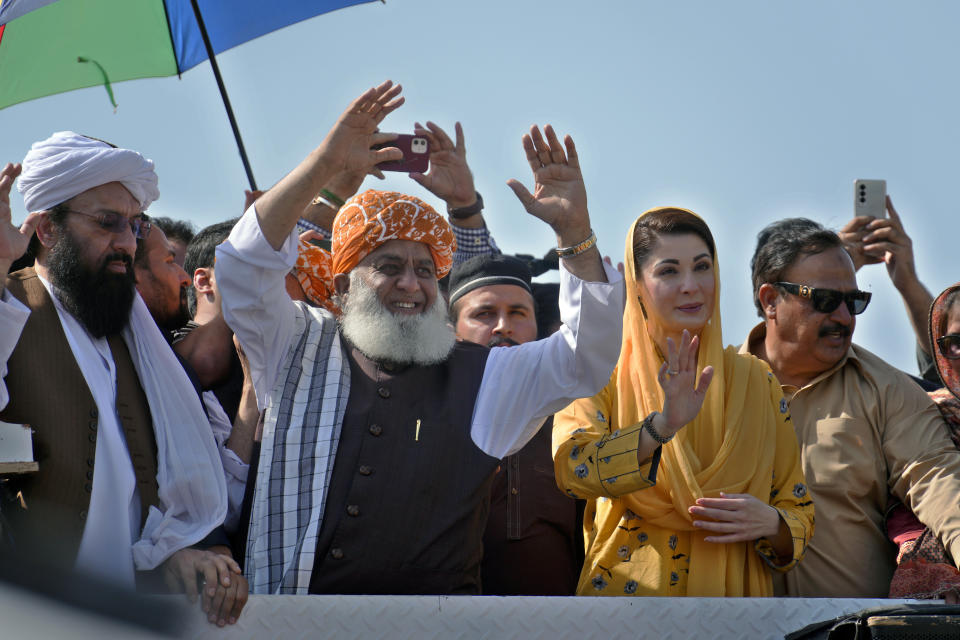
[
  {"left": 520, "top": 133, "right": 540, "bottom": 174},
  {"left": 529, "top": 126, "right": 553, "bottom": 167},
  {"left": 506, "top": 178, "right": 535, "bottom": 212},
  {"left": 564, "top": 135, "right": 580, "bottom": 170},
  {"left": 543, "top": 124, "right": 567, "bottom": 165}
]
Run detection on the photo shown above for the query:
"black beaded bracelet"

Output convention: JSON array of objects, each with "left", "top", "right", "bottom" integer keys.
[{"left": 642, "top": 412, "right": 674, "bottom": 445}]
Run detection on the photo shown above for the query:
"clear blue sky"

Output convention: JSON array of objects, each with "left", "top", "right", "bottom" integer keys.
[{"left": 2, "top": 0, "right": 957, "bottom": 375}]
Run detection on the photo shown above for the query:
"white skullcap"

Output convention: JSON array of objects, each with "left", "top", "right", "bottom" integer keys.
[{"left": 18, "top": 131, "right": 160, "bottom": 213}]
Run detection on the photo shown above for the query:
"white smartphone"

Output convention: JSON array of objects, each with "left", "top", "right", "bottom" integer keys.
[{"left": 854, "top": 179, "right": 887, "bottom": 218}]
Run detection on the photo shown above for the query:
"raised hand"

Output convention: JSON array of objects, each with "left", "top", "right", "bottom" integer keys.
[
  {"left": 409, "top": 121, "right": 477, "bottom": 209},
  {"left": 657, "top": 330, "right": 714, "bottom": 434},
  {"left": 0, "top": 163, "right": 42, "bottom": 278},
  {"left": 317, "top": 80, "right": 405, "bottom": 176},
  {"left": 839, "top": 215, "right": 883, "bottom": 271},
  {"left": 507, "top": 125, "right": 590, "bottom": 244},
  {"left": 861, "top": 196, "right": 918, "bottom": 290},
  {"left": 254, "top": 82, "right": 404, "bottom": 250}
]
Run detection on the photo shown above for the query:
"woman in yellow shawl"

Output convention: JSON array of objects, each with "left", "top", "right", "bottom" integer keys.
[{"left": 554, "top": 207, "right": 813, "bottom": 597}]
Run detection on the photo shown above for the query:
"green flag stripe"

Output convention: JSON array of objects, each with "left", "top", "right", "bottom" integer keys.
[{"left": 0, "top": 0, "right": 178, "bottom": 110}]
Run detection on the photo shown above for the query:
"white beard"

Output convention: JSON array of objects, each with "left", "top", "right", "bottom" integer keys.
[{"left": 338, "top": 271, "right": 455, "bottom": 366}]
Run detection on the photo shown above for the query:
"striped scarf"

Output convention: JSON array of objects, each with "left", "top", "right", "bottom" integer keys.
[{"left": 244, "top": 303, "right": 350, "bottom": 594}]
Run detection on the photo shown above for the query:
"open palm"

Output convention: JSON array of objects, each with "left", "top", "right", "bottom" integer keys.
[
  {"left": 409, "top": 121, "right": 475, "bottom": 206},
  {"left": 0, "top": 163, "right": 41, "bottom": 269},
  {"left": 507, "top": 125, "right": 589, "bottom": 236}
]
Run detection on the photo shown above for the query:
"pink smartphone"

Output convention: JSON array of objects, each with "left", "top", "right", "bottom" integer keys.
[{"left": 375, "top": 134, "right": 430, "bottom": 173}]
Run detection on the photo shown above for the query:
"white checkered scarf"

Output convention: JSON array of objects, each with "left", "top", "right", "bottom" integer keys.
[{"left": 244, "top": 303, "right": 350, "bottom": 594}]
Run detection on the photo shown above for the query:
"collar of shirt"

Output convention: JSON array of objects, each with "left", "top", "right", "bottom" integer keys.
[{"left": 739, "top": 322, "right": 863, "bottom": 401}]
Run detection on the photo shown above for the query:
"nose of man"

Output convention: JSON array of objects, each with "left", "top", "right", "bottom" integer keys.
[
  {"left": 112, "top": 221, "right": 138, "bottom": 257},
  {"left": 175, "top": 262, "right": 191, "bottom": 288}
]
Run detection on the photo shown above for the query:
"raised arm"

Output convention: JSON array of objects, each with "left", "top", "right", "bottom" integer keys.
[
  {"left": 409, "top": 121, "right": 500, "bottom": 263},
  {"left": 841, "top": 196, "right": 933, "bottom": 355},
  {"left": 507, "top": 125, "right": 606, "bottom": 283},
  {"left": 254, "top": 81, "right": 404, "bottom": 250},
  {"left": 0, "top": 163, "right": 42, "bottom": 287}
]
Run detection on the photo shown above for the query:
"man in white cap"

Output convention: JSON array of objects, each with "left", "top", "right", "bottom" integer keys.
[{"left": 0, "top": 134, "right": 247, "bottom": 626}]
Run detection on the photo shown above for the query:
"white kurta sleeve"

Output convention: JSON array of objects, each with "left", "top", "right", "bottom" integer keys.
[
  {"left": 216, "top": 206, "right": 299, "bottom": 410},
  {"left": 0, "top": 289, "right": 31, "bottom": 411},
  {"left": 470, "top": 260, "right": 625, "bottom": 458},
  {"left": 202, "top": 391, "right": 249, "bottom": 534}
]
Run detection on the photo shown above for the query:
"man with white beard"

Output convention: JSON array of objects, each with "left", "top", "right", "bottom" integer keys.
[{"left": 216, "top": 81, "right": 626, "bottom": 595}]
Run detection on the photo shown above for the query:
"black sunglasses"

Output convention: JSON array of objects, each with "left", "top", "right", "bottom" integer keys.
[
  {"left": 65, "top": 209, "right": 151, "bottom": 240},
  {"left": 775, "top": 282, "right": 872, "bottom": 315},
  {"left": 937, "top": 334, "right": 960, "bottom": 361}
]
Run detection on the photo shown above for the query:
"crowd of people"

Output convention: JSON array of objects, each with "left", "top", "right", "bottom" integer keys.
[{"left": 2, "top": 81, "right": 960, "bottom": 626}]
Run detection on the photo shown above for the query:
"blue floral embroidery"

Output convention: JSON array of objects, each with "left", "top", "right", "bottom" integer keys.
[
  {"left": 670, "top": 571, "right": 680, "bottom": 585},
  {"left": 624, "top": 509, "right": 641, "bottom": 521},
  {"left": 570, "top": 445, "right": 581, "bottom": 460},
  {"left": 624, "top": 580, "right": 638, "bottom": 594},
  {"left": 637, "top": 532, "right": 648, "bottom": 545},
  {"left": 574, "top": 464, "right": 589, "bottom": 478},
  {"left": 591, "top": 574, "right": 608, "bottom": 590},
  {"left": 566, "top": 489, "right": 579, "bottom": 499},
  {"left": 617, "top": 545, "right": 630, "bottom": 559},
  {"left": 606, "top": 476, "right": 617, "bottom": 484},
  {"left": 793, "top": 483, "right": 807, "bottom": 498},
  {"left": 596, "top": 410, "right": 606, "bottom": 423},
  {"left": 602, "top": 456, "right": 611, "bottom": 464},
  {"left": 779, "top": 398, "right": 788, "bottom": 414},
  {"left": 668, "top": 535, "right": 678, "bottom": 551},
  {"left": 572, "top": 428, "right": 587, "bottom": 435}
]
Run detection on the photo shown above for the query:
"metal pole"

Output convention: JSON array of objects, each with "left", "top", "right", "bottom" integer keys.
[{"left": 189, "top": 0, "right": 258, "bottom": 190}]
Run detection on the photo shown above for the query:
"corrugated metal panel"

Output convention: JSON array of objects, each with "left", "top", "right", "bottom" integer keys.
[{"left": 182, "top": 595, "right": 929, "bottom": 639}]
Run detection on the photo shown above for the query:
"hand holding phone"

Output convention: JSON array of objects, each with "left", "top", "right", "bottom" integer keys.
[
  {"left": 854, "top": 179, "right": 887, "bottom": 218},
  {"left": 374, "top": 134, "right": 430, "bottom": 173}
]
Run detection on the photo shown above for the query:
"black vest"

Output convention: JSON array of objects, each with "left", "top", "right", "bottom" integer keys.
[
  {"left": 1, "top": 269, "right": 158, "bottom": 563},
  {"left": 308, "top": 341, "right": 496, "bottom": 595}
]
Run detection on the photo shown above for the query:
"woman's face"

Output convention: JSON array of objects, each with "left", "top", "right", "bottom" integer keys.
[
  {"left": 943, "top": 303, "right": 960, "bottom": 379},
  {"left": 637, "top": 233, "right": 716, "bottom": 335}
]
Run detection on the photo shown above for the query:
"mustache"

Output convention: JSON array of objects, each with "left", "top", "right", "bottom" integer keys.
[
  {"left": 487, "top": 336, "right": 520, "bottom": 348},
  {"left": 103, "top": 252, "right": 133, "bottom": 271},
  {"left": 819, "top": 322, "right": 852, "bottom": 338}
]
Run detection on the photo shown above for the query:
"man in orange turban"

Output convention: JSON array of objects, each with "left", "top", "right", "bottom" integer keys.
[
  {"left": 215, "top": 81, "right": 625, "bottom": 596},
  {"left": 293, "top": 189, "right": 454, "bottom": 315}
]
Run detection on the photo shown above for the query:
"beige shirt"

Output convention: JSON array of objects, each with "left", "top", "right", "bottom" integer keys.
[{"left": 742, "top": 323, "right": 960, "bottom": 597}]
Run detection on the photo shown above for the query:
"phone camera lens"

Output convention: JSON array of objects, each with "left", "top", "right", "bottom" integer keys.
[{"left": 859, "top": 197, "right": 866, "bottom": 203}]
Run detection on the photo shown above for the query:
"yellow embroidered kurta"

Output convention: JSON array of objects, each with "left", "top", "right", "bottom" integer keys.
[
  {"left": 553, "top": 207, "right": 814, "bottom": 597},
  {"left": 554, "top": 355, "right": 813, "bottom": 596}
]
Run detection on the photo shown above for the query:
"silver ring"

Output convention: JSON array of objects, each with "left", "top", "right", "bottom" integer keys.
[{"left": 667, "top": 369, "right": 679, "bottom": 376}]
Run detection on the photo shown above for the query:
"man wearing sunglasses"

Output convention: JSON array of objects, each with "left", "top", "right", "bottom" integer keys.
[
  {"left": 741, "top": 217, "right": 960, "bottom": 599},
  {"left": 0, "top": 132, "right": 247, "bottom": 625}
]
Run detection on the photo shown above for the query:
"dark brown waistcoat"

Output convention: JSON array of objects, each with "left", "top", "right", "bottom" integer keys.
[
  {"left": 308, "top": 341, "right": 496, "bottom": 595},
  {"left": 1, "top": 268, "right": 159, "bottom": 563}
]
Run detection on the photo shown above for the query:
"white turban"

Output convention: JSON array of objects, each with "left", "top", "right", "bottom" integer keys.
[{"left": 18, "top": 131, "right": 160, "bottom": 213}]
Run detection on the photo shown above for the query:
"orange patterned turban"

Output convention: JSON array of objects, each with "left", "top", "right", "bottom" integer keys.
[
  {"left": 331, "top": 190, "right": 456, "bottom": 278},
  {"left": 293, "top": 189, "right": 456, "bottom": 314}
]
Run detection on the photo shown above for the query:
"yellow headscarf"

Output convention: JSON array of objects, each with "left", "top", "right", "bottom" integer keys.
[{"left": 615, "top": 207, "right": 779, "bottom": 596}]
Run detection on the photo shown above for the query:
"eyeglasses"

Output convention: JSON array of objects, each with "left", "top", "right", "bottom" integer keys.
[
  {"left": 937, "top": 334, "right": 960, "bottom": 360},
  {"left": 64, "top": 209, "right": 151, "bottom": 239},
  {"left": 775, "top": 282, "right": 872, "bottom": 315}
]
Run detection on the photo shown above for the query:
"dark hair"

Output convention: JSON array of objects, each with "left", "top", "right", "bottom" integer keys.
[
  {"left": 750, "top": 218, "right": 843, "bottom": 317},
  {"left": 938, "top": 289, "right": 960, "bottom": 338},
  {"left": 150, "top": 216, "right": 195, "bottom": 246},
  {"left": 183, "top": 218, "right": 238, "bottom": 317},
  {"left": 25, "top": 202, "right": 70, "bottom": 259},
  {"left": 632, "top": 208, "right": 716, "bottom": 279}
]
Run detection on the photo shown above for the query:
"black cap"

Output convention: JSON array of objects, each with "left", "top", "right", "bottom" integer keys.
[{"left": 448, "top": 254, "right": 533, "bottom": 309}]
